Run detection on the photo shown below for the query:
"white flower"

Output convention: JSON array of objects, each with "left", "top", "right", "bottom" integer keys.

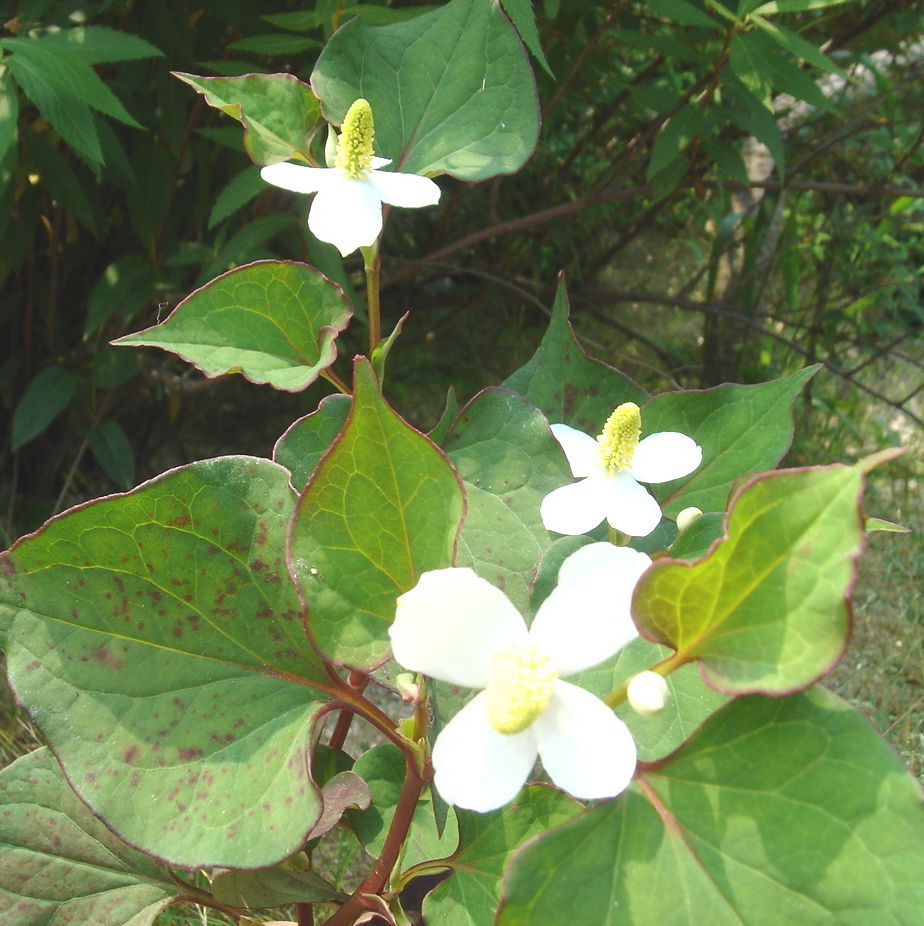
[
  {"left": 541, "top": 402, "right": 702, "bottom": 537},
  {"left": 260, "top": 98, "right": 440, "bottom": 257},
  {"left": 389, "top": 542, "right": 651, "bottom": 812}
]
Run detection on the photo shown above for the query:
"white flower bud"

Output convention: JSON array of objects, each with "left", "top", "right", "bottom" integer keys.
[
  {"left": 627, "top": 671, "right": 670, "bottom": 717},
  {"left": 676, "top": 506, "right": 703, "bottom": 532}
]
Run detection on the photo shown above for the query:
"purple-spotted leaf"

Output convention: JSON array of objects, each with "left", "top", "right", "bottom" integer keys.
[
  {"left": 643, "top": 367, "right": 817, "bottom": 518},
  {"left": 503, "top": 280, "right": 649, "bottom": 434},
  {"left": 312, "top": 0, "right": 539, "bottom": 180},
  {"left": 498, "top": 689, "right": 924, "bottom": 926},
  {"left": 443, "top": 387, "right": 571, "bottom": 612},
  {"left": 0, "top": 456, "right": 333, "bottom": 869},
  {"left": 114, "top": 261, "right": 351, "bottom": 392},
  {"left": 289, "top": 358, "right": 465, "bottom": 668},
  {"left": 423, "top": 784, "right": 582, "bottom": 926},
  {"left": 634, "top": 460, "right": 867, "bottom": 694},
  {"left": 0, "top": 748, "right": 183, "bottom": 926},
  {"left": 173, "top": 72, "right": 322, "bottom": 165}
]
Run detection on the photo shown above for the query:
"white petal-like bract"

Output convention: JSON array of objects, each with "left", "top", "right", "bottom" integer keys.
[
  {"left": 528, "top": 542, "right": 649, "bottom": 676},
  {"left": 535, "top": 681, "right": 637, "bottom": 800},
  {"left": 431, "top": 692, "right": 538, "bottom": 812},
  {"left": 630, "top": 431, "right": 703, "bottom": 484},
  {"left": 389, "top": 568, "right": 526, "bottom": 689}
]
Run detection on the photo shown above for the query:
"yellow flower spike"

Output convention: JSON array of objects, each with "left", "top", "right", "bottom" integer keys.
[
  {"left": 596, "top": 402, "right": 641, "bottom": 474},
  {"left": 485, "top": 643, "right": 558, "bottom": 734},
  {"left": 334, "top": 98, "right": 376, "bottom": 177}
]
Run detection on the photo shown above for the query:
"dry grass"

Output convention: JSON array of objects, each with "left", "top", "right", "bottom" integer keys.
[{"left": 827, "top": 474, "right": 924, "bottom": 784}]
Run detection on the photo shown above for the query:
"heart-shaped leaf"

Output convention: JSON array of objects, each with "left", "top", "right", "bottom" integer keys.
[
  {"left": 444, "top": 387, "right": 570, "bottom": 613},
  {"left": 0, "top": 457, "right": 332, "bottom": 869},
  {"left": 498, "top": 688, "right": 924, "bottom": 926},
  {"left": 289, "top": 358, "right": 465, "bottom": 668},
  {"left": 0, "top": 748, "right": 181, "bottom": 926},
  {"left": 114, "top": 260, "right": 352, "bottom": 392},
  {"left": 311, "top": 0, "right": 539, "bottom": 180},
  {"left": 644, "top": 366, "right": 817, "bottom": 517},
  {"left": 634, "top": 460, "right": 866, "bottom": 694},
  {"left": 503, "top": 280, "right": 649, "bottom": 434}
]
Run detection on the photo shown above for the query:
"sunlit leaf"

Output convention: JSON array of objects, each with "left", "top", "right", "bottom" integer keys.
[
  {"left": 634, "top": 461, "right": 865, "bottom": 694},
  {"left": 312, "top": 0, "right": 539, "bottom": 180},
  {"left": 503, "top": 280, "right": 649, "bottom": 434},
  {"left": 114, "top": 260, "right": 352, "bottom": 392},
  {"left": 290, "top": 359, "right": 465, "bottom": 668},
  {"left": 0, "top": 457, "right": 332, "bottom": 869},
  {"left": 173, "top": 72, "right": 322, "bottom": 165},
  {"left": 499, "top": 688, "right": 924, "bottom": 925},
  {"left": 0, "top": 748, "right": 180, "bottom": 926}
]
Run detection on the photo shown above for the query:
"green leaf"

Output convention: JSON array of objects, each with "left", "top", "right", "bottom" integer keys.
[
  {"left": 499, "top": 688, "right": 924, "bottom": 926},
  {"left": 570, "top": 636, "right": 730, "bottom": 762},
  {"left": 173, "top": 72, "right": 321, "bottom": 165},
  {"left": 350, "top": 744, "right": 459, "bottom": 870},
  {"left": 0, "top": 457, "right": 332, "bottom": 869},
  {"left": 3, "top": 36, "right": 142, "bottom": 128},
  {"left": 503, "top": 280, "right": 649, "bottom": 434},
  {"left": 647, "top": 100, "right": 705, "bottom": 181},
  {"left": 196, "top": 214, "right": 299, "bottom": 285},
  {"left": 643, "top": 366, "right": 817, "bottom": 517},
  {"left": 85, "top": 255, "right": 174, "bottom": 337},
  {"left": 212, "top": 865, "right": 345, "bottom": 907},
  {"left": 11, "top": 366, "right": 78, "bottom": 451},
  {"left": 228, "top": 34, "right": 322, "bottom": 55},
  {"left": 750, "top": 14, "right": 847, "bottom": 77},
  {"left": 3, "top": 43, "right": 102, "bottom": 165},
  {"left": 500, "top": 0, "right": 552, "bottom": 75},
  {"left": 87, "top": 420, "right": 135, "bottom": 489},
  {"left": 125, "top": 144, "right": 174, "bottom": 248},
  {"left": 0, "top": 748, "right": 180, "bottom": 926},
  {"left": 37, "top": 25, "right": 164, "bottom": 63},
  {"left": 312, "top": 0, "right": 540, "bottom": 181},
  {"left": 21, "top": 126, "right": 99, "bottom": 234},
  {"left": 647, "top": 0, "right": 719, "bottom": 28},
  {"left": 752, "top": 0, "right": 851, "bottom": 12},
  {"left": 634, "top": 460, "right": 866, "bottom": 694},
  {"left": 724, "top": 77, "right": 785, "bottom": 176},
  {"left": 289, "top": 358, "right": 465, "bottom": 668},
  {"left": 274, "top": 393, "right": 352, "bottom": 493},
  {"left": 866, "top": 516, "right": 910, "bottom": 534},
  {"left": 114, "top": 260, "right": 352, "bottom": 392},
  {"left": 423, "top": 784, "right": 582, "bottom": 926},
  {"left": 444, "top": 387, "right": 570, "bottom": 613},
  {"left": 208, "top": 164, "right": 267, "bottom": 228},
  {"left": 0, "top": 64, "right": 19, "bottom": 170}
]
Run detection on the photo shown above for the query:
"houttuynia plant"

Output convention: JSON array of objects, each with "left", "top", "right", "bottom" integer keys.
[{"left": 2, "top": 1, "right": 923, "bottom": 924}]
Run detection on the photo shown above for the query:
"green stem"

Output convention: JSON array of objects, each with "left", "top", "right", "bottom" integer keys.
[
  {"left": 361, "top": 240, "right": 381, "bottom": 356},
  {"left": 602, "top": 652, "right": 686, "bottom": 708}
]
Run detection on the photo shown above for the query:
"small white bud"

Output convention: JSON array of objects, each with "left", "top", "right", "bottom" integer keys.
[
  {"left": 676, "top": 506, "right": 703, "bottom": 532},
  {"left": 627, "top": 671, "right": 670, "bottom": 717}
]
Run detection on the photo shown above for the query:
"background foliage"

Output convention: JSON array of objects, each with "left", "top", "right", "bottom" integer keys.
[
  {"left": 0, "top": 1, "right": 922, "bottom": 923},
  {"left": 1, "top": 0, "right": 921, "bottom": 541}
]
